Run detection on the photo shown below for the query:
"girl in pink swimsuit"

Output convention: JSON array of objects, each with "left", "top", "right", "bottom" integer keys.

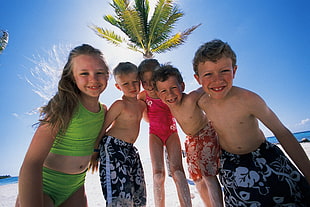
[
  {"left": 145, "top": 92, "right": 177, "bottom": 144},
  {"left": 138, "top": 59, "right": 192, "bottom": 207}
]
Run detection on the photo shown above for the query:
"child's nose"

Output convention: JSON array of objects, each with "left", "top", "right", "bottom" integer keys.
[
  {"left": 89, "top": 74, "right": 99, "bottom": 82},
  {"left": 213, "top": 73, "right": 222, "bottom": 82}
]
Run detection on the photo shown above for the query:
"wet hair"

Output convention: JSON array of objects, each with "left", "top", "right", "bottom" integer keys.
[
  {"left": 192, "top": 39, "right": 236, "bottom": 75},
  {"left": 113, "top": 62, "right": 138, "bottom": 80},
  {"left": 153, "top": 64, "right": 184, "bottom": 91},
  {"left": 39, "top": 44, "right": 108, "bottom": 134},
  {"left": 137, "top": 59, "right": 160, "bottom": 80}
]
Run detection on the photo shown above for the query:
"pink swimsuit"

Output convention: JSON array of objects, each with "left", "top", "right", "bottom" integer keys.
[{"left": 145, "top": 93, "right": 177, "bottom": 144}]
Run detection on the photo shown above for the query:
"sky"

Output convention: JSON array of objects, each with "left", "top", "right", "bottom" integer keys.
[{"left": 1, "top": 0, "right": 310, "bottom": 176}]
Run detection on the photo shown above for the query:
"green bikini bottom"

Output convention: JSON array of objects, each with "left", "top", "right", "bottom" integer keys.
[{"left": 42, "top": 167, "right": 87, "bottom": 206}]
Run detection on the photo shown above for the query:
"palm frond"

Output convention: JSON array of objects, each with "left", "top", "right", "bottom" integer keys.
[
  {"left": 121, "top": 9, "right": 145, "bottom": 49},
  {"left": 180, "top": 23, "right": 201, "bottom": 39},
  {"left": 91, "top": 0, "right": 200, "bottom": 58},
  {"left": 0, "top": 30, "right": 9, "bottom": 53},
  {"left": 150, "top": 6, "right": 183, "bottom": 46},
  {"left": 148, "top": 0, "right": 183, "bottom": 47},
  {"left": 110, "top": 0, "right": 130, "bottom": 15},
  {"left": 126, "top": 42, "right": 144, "bottom": 54},
  {"left": 134, "top": 0, "right": 149, "bottom": 43},
  {"left": 152, "top": 23, "right": 201, "bottom": 53},
  {"left": 152, "top": 32, "right": 183, "bottom": 53},
  {"left": 134, "top": 0, "right": 149, "bottom": 20},
  {"left": 104, "top": 14, "right": 121, "bottom": 27},
  {"left": 90, "top": 26, "right": 125, "bottom": 46}
]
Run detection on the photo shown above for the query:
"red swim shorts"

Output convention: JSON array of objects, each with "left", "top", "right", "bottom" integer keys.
[{"left": 185, "top": 122, "right": 220, "bottom": 181}]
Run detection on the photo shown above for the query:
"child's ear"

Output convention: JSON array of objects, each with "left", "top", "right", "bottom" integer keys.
[
  {"left": 194, "top": 74, "right": 201, "bottom": 85},
  {"left": 181, "top": 82, "right": 185, "bottom": 92},
  {"left": 233, "top": 65, "right": 238, "bottom": 78},
  {"left": 115, "top": 83, "right": 121, "bottom": 91}
]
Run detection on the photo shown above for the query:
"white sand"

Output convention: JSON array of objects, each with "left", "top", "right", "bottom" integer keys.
[{"left": 1, "top": 143, "right": 309, "bottom": 207}]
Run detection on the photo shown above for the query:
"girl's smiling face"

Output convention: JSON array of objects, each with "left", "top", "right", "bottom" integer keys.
[
  {"left": 140, "top": 71, "right": 157, "bottom": 97},
  {"left": 72, "top": 54, "right": 109, "bottom": 99}
]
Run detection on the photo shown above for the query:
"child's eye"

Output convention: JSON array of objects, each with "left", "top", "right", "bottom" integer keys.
[
  {"left": 221, "top": 69, "right": 232, "bottom": 73},
  {"left": 97, "top": 71, "right": 106, "bottom": 75},
  {"left": 80, "top": 72, "right": 89, "bottom": 76},
  {"left": 203, "top": 73, "right": 211, "bottom": 77}
]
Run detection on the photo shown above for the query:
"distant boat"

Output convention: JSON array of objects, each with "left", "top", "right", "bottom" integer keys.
[
  {"left": 0, "top": 175, "right": 11, "bottom": 179},
  {"left": 0, "top": 30, "right": 9, "bottom": 54}
]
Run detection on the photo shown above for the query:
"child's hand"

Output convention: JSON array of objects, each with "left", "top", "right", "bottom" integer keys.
[{"left": 89, "top": 152, "right": 99, "bottom": 173}]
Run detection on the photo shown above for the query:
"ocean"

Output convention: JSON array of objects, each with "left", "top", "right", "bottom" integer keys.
[
  {"left": 266, "top": 130, "right": 310, "bottom": 144},
  {"left": 1, "top": 130, "right": 309, "bottom": 187},
  {"left": 0, "top": 176, "right": 18, "bottom": 186}
]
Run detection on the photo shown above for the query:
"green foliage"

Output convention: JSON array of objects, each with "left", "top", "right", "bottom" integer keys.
[{"left": 91, "top": 0, "right": 200, "bottom": 58}]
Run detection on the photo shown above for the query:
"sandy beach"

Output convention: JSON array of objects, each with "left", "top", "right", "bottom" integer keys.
[{"left": 1, "top": 142, "right": 309, "bottom": 207}]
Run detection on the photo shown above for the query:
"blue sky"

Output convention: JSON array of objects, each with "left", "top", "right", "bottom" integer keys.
[{"left": 1, "top": 0, "right": 309, "bottom": 176}]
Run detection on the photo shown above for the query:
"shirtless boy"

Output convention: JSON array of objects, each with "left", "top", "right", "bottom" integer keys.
[
  {"left": 91, "top": 62, "right": 147, "bottom": 206},
  {"left": 153, "top": 64, "right": 223, "bottom": 207},
  {"left": 193, "top": 39, "right": 310, "bottom": 206}
]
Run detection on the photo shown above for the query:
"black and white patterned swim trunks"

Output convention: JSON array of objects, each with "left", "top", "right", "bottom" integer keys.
[
  {"left": 99, "top": 135, "right": 146, "bottom": 207},
  {"left": 219, "top": 141, "right": 310, "bottom": 207}
]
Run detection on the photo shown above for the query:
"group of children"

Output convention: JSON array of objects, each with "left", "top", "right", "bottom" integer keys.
[{"left": 16, "top": 40, "right": 310, "bottom": 207}]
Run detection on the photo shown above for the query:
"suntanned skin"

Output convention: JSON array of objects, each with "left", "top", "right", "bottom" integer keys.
[
  {"left": 156, "top": 79, "right": 206, "bottom": 136},
  {"left": 138, "top": 70, "right": 192, "bottom": 207},
  {"left": 195, "top": 57, "right": 310, "bottom": 184},
  {"left": 90, "top": 71, "right": 146, "bottom": 172},
  {"left": 16, "top": 54, "right": 109, "bottom": 207},
  {"left": 156, "top": 75, "right": 223, "bottom": 207}
]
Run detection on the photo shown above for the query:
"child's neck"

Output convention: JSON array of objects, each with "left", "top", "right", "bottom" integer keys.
[
  {"left": 79, "top": 96, "right": 100, "bottom": 113},
  {"left": 122, "top": 95, "right": 138, "bottom": 102}
]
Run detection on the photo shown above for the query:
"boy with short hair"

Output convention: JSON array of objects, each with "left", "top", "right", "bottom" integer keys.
[
  {"left": 138, "top": 59, "right": 192, "bottom": 207},
  {"left": 193, "top": 39, "right": 310, "bottom": 206},
  {"left": 153, "top": 64, "right": 223, "bottom": 206},
  {"left": 91, "top": 62, "right": 147, "bottom": 206}
]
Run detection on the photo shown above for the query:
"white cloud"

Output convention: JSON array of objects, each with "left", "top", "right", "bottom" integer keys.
[{"left": 297, "top": 118, "right": 310, "bottom": 126}]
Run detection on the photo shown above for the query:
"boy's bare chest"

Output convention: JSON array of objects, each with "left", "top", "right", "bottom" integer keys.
[{"left": 123, "top": 104, "right": 143, "bottom": 120}]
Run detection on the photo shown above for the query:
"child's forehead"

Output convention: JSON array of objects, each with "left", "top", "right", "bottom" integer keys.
[
  {"left": 140, "top": 70, "right": 153, "bottom": 78},
  {"left": 115, "top": 72, "right": 138, "bottom": 79},
  {"left": 198, "top": 57, "right": 233, "bottom": 69},
  {"left": 157, "top": 76, "right": 179, "bottom": 85}
]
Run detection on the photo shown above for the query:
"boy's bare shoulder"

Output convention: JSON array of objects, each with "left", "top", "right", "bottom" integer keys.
[
  {"left": 232, "top": 86, "right": 264, "bottom": 102},
  {"left": 109, "top": 99, "right": 126, "bottom": 110},
  {"left": 186, "top": 87, "right": 205, "bottom": 100}
]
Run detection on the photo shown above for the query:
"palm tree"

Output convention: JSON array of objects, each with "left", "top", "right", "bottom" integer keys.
[
  {"left": 0, "top": 30, "right": 9, "bottom": 54},
  {"left": 91, "top": 0, "right": 200, "bottom": 58}
]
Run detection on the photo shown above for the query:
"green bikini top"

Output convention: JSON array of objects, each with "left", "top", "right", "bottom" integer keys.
[{"left": 50, "top": 102, "right": 105, "bottom": 156}]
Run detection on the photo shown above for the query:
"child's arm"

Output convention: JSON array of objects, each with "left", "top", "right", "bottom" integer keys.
[
  {"left": 252, "top": 93, "right": 310, "bottom": 183},
  {"left": 89, "top": 101, "right": 123, "bottom": 172},
  {"left": 189, "top": 87, "right": 205, "bottom": 103},
  {"left": 142, "top": 107, "right": 149, "bottom": 123},
  {"left": 138, "top": 90, "right": 149, "bottom": 123},
  {"left": 18, "top": 124, "right": 57, "bottom": 207}
]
